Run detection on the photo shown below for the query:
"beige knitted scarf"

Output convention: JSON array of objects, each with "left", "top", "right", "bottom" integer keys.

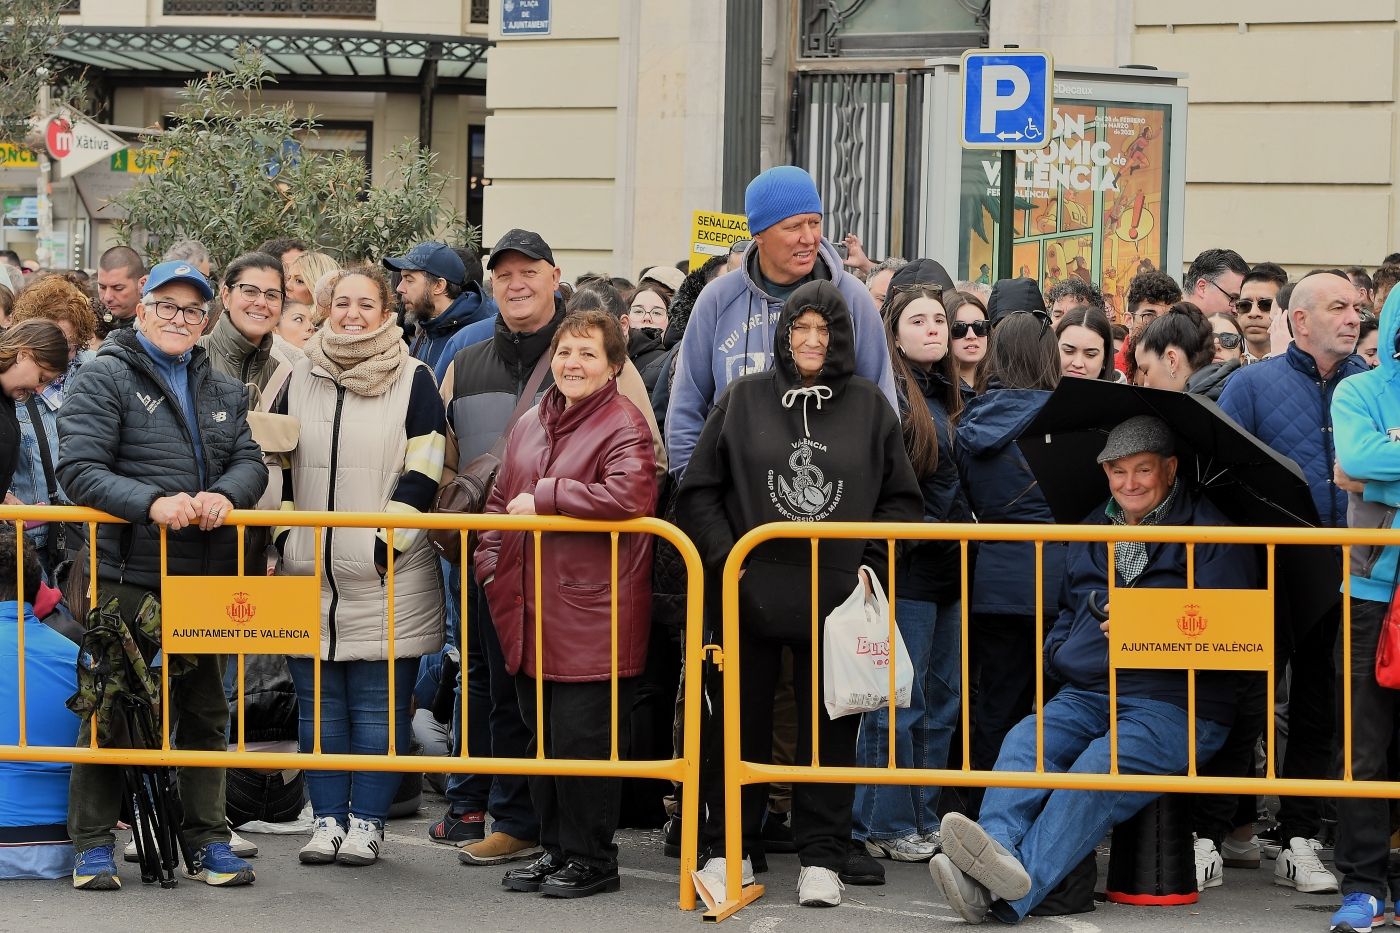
[{"left": 303, "top": 314, "right": 408, "bottom": 397}]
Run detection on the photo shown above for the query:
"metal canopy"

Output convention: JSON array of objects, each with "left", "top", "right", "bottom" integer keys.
[{"left": 51, "top": 26, "right": 490, "bottom": 94}]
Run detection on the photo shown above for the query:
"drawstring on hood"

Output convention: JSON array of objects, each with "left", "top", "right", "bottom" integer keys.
[{"left": 781, "top": 385, "right": 832, "bottom": 436}]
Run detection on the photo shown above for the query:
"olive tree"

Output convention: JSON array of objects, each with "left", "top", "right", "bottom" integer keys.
[{"left": 113, "top": 52, "right": 477, "bottom": 268}]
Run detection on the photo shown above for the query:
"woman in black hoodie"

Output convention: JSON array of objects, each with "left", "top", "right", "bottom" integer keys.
[{"left": 677, "top": 279, "right": 921, "bottom": 908}]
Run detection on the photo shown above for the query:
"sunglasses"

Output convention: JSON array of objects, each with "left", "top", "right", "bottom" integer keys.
[
  {"left": 950, "top": 319, "right": 991, "bottom": 339},
  {"left": 1233, "top": 297, "right": 1273, "bottom": 315},
  {"left": 1214, "top": 332, "right": 1243, "bottom": 350}
]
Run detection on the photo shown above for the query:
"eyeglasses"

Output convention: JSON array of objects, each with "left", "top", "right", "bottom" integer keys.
[
  {"left": 1132, "top": 309, "right": 1159, "bottom": 323},
  {"left": 1214, "top": 332, "right": 1243, "bottom": 350},
  {"left": 1204, "top": 277, "right": 1241, "bottom": 305},
  {"left": 1234, "top": 297, "right": 1274, "bottom": 315},
  {"left": 147, "top": 299, "right": 209, "bottom": 325},
  {"left": 628, "top": 305, "right": 666, "bottom": 322},
  {"left": 230, "top": 282, "right": 285, "bottom": 306},
  {"left": 950, "top": 319, "right": 991, "bottom": 339}
]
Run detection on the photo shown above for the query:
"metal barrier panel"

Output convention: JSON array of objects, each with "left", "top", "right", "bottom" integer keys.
[
  {"left": 705, "top": 520, "right": 1400, "bottom": 922},
  {"left": 0, "top": 505, "right": 706, "bottom": 911}
]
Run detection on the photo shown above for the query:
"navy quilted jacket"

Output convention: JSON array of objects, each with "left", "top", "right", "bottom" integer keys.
[
  {"left": 1216, "top": 343, "right": 1369, "bottom": 528},
  {"left": 56, "top": 329, "right": 268, "bottom": 588}
]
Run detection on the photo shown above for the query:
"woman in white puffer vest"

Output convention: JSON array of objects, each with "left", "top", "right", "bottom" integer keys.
[{"left": 273, "top": 265, "right": 447, "bottom": 867}]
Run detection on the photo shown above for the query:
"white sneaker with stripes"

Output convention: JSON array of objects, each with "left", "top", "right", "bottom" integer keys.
[{"left": 336, "top": 817, "right": 383, "bottom": 866}]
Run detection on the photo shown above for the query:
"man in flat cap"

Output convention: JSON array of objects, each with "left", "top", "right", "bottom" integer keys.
[{"left": 927, "top": 415, "right": 1257, "bottom": 924}]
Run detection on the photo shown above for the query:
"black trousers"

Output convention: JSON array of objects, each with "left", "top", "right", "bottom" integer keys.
[
  {"left": 1335, "top": 598, "right": 1400, "bottom": 899},
  {"left": 1277, "top": 604, "right": 1341, "bottom": 842},
  {"left": 699, "top": 632, "right": 858, "bottom": 873},
  {"left": 1192, "top": 672, "right": 1268, "bottom": 844},
  {"left": 515, "top": 675, "right": 636, "bottom": 869},
  {"left": 971, "top": 613, "right": 1040, "bottom": 774}
]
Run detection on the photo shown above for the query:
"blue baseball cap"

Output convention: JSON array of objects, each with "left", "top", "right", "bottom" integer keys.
[
  {"left": 383, "top": 241, "right": 467, "bottom": 286},
  {"left": 143, "top": 260, "right": 214, "bottom": 300}
]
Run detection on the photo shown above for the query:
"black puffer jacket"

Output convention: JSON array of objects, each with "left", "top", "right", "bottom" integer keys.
[{"left": 56, "top": 328, "right": 268, "bottom": 588}]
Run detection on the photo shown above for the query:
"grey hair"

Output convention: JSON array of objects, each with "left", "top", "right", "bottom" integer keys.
[
  {"left": 869, "top": 256, "right": 909, "bottom": 276},
  {"left": 163, "top": 239, "right": 212, "bottom": 267}
]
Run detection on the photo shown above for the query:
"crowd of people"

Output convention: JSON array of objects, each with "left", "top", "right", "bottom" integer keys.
[{"left": 0, "top": 163, "right": 1397, "bottom": 932}]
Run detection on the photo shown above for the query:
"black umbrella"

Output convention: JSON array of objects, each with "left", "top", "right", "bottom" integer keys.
[{"left": 1015, "top": 377, "right": 1339, "bottom": 646}]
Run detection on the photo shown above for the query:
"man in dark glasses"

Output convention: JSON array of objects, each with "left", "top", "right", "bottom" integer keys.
[
  {"left": 1236, "top": 262, "right": 1288, "bottom": 362},
  {"left": 1184, "top": 248, "right": 1249, "bottom": 317}
]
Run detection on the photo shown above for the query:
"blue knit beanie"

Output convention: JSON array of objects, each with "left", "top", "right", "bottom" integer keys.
[{"left": 745, "top": 166, "right": 823, "bottom": 235}]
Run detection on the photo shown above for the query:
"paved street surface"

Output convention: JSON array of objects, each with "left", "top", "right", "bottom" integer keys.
[{"left": 4, "top": 790, "right": 1352, "bottom": 932}]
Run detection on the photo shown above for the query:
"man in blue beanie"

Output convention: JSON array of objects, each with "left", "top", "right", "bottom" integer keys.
[{"left": 666, "top": 165, "right": 896, "bottom": 478}]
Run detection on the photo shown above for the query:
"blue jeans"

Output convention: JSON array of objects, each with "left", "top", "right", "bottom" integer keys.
[
  {"left": 978, "top": 688, "right": 1229, "bottom": 922},
  {"left": 286, "top": 656, "right": 417, "bottom": 825},
  {"left": 853, "top": 598, "right": 961, "bottom": 840}
]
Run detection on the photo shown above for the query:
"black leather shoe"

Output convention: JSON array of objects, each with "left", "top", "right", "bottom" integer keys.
[
  {"left": 761, "top": 811, "right": 797, "bottom": 854},
  {"left": 539, "top": 859, "right": 621, "bottom": 899},
  {"left": 840, "top": 839, "right": 886, "bottom": 886},
  {"left": 502, "top": 851, "right": 566, "bottom": 892}
]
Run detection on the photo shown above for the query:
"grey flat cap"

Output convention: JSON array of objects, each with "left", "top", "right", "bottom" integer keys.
[{"left": 1097, "top": 415, "right": 1176, "bottom": 464}]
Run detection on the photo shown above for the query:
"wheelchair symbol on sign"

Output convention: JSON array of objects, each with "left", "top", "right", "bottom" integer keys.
[{"left": 1025, "top": 116, "right": 1040, "bottom": 139}]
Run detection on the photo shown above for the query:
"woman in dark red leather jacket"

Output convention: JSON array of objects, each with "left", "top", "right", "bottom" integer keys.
[{"left": 475, "top": 308, "right": 658, "bottom": 899}]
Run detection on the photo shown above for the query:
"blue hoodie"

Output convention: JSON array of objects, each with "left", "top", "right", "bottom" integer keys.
[
  {"left": 1333, "top": 286, "right": 1400, "bottom": 603},
  {"left": 412, "top": 283, "right": 497, "bottom": 376},
  {"left": 665, "top": 239, "right": 896, "bottom": 477},
  {"left": 0, "top": 600, "right": 79, "bottom": 836}
]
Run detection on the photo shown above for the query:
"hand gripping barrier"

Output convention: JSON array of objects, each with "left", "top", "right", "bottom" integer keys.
[
  {"left": 0, "top": 504, "right": 706, "bottom": 911},
  {"left": 704, "top": 520, "right": 1400, "bottom": 921}
]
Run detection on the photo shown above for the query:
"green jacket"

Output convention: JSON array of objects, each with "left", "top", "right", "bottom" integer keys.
[{"left": 199, "top": 313, "right": 299, "bottom": 401}]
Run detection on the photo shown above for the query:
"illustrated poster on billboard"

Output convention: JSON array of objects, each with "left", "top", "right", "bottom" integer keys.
[{"left": 959, "top": 100, "right": 1170, "bottom": 322}]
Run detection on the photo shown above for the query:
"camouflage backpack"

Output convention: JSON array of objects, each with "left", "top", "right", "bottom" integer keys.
[{"left": 66, "top": 589, "right": 194, "bottom": 747}]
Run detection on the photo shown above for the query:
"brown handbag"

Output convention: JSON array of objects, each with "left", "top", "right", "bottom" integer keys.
[{"left": 429, "top": 354, "right": 552, "bottom": 563}]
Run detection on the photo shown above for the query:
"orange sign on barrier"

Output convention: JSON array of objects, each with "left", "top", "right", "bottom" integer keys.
[
  {"left": 161, "top": 575, "right": 320, "bottom": 654},
  {"left": 1110, "top": 588, "right": 1272, "bottom": 671}
]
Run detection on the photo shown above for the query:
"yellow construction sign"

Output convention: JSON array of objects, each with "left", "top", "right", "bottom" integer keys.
[{"left": 689, "top": 210, "right": 749, "bottom": 271}]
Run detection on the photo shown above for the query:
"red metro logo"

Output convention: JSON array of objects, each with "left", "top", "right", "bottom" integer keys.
[{"left": 1176, "top": 603, "right": 1207, "bottom": 638}]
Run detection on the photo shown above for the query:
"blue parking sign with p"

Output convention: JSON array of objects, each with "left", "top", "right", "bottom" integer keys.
[{"left": 961, "top": 49, "right": 1053, "bottom": 150}]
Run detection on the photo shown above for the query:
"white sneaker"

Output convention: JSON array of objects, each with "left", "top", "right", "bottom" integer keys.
[
  {"left": 336, "top": 817, "right": 383, "bottom": 866},
  {"left": 1194, "top": 836, "right": 1223, "bottom": 890},
  {"left": 865, "top": 832, "right": 938, "bottom": 862},
  {"left": 1220, "top": 833, "right": 1260, "bottom": 868},
  {"left": 123, "top": 838, "right": 138, "bottom": 863},
  {"left": 228, "top": 829, "right": 259, "bottom": 858},
  {"left": 797, "top": 865, "right": 844, "bottom": 907},
  {"left": 299, "top": 816, "right": 347, "bottom": 865},
  {"left": 691, "top": 855, "right": 754, "bottom": 912},
  {"left": 1275, "top": 836, "right": 1338, "bottom": 893}
]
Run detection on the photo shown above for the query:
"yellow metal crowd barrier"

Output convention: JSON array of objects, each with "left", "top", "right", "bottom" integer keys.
[
  {"left": 0, "top": 504, "right": 705, "bottom": 911},
  {"left": 12, "top": 507, "right": 1400, "bottom": 921},
  {"left": 706, "top": 520, "right": 1400, "bottom": 921}
]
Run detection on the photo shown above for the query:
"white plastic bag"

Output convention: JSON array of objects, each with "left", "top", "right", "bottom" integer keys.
[{"left": 822, "top": 566, "right": 913, "bottom": 718}]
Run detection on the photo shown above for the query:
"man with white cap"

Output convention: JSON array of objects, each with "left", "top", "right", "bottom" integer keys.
[
  {"left": 666, "top": 166, "right": 896, "bottom": 478},
  {"left": 927, "top": 415, "right": 1255, "bottom": 924}
]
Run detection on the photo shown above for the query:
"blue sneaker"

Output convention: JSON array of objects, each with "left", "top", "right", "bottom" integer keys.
[
  {"left": 185, "top": 841, "right": 256, "bottom": 887},
  {"left": 73, "top": 844, "right": 121, "bottom": 890},
  {"left": 1331, "top": 892, "right": 1383, "bottom": 932}
]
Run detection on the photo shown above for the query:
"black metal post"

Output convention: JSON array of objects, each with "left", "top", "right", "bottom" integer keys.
[
  {"left": 998, "top": 147, "right": 1015, "bottom": 280},
  {"left": 722, "top": 0, "right": 762, "bottom": 213}
]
